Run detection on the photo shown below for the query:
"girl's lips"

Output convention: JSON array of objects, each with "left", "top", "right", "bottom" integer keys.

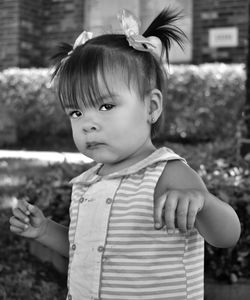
[{"left": 86, "top": 142, "right": 104, "bottom": 149}]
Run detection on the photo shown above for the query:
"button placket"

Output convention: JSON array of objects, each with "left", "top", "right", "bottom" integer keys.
[
  {"left": 106, "top": 197, "right": 113, "bottom": 204},
  {"left": 97, "top": 246, "right": 104, "bottom": 252},
  {"left": 79, "top": 197, "right": 85, "bottom": 203}
]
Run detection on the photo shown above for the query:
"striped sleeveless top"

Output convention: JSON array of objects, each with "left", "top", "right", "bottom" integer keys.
[{"left": 67, "top": 147, "right": 204, "bottom": 300}]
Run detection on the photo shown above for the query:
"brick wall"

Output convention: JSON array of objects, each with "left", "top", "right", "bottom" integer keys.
[
  {"left": 42, "top": 0, "right": 84, "bottom": 66},
  {"left": 193, "top": 0, "right": 248, "bottom": 64},
  {"left": 0, "top": 0, "right": 85, "bottom": 70},
  {"left": 0, "top": 0, "right": 19, "bottom": 70},
  {"left": 19, "top": 0, "right": 44, "bottom": 67},
  {"left": 0, "top": 0, "right": 249, "bottom": 69}
]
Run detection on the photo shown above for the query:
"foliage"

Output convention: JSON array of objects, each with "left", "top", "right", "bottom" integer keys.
[
  {"left": 169, "top": 139, "right": 250, "bottom": 283},
  {"left": 0, "top": 209, "right": 67, "bottom": 299},
  {"left": 0, "top": 139, "right": 250, "bottom": 299},
  {"left": 0, "top": 68, "right": 72, "bottom": 150},
  {"left": 0, "top": 64, "right": 246, "bottom": 149},
  {"left": 16, "top": 162, "right": 93, "bottom": 226},
  {"left": 161, "top": 64, "right": 246, "bottom": 142},
  {"left": 4, "top": 139, "right": 249, "bottom": 285}
]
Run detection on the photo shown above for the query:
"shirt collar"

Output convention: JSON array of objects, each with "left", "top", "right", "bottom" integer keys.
[{"left": 70, "top": 147, "right": 185, "bottom": 186}]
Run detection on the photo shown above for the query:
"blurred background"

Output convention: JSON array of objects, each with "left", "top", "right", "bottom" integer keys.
[{"left": 0, "top": 0, "right": 250, "bottom": 299}]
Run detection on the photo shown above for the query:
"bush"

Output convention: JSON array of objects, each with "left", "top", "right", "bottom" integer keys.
[
  {"left": 161, "top": 63, "right": 246, "bottom": 142},
  {"left": 0, "top": 64, "right": 246, "bottom": 149},
  {"left": 0, "top": 68, "right": 73, "bottom": 150}
]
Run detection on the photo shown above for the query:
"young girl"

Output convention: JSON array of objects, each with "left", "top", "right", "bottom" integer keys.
[{"left": 10, "top": 8, "right": 240, "bottom": 300}]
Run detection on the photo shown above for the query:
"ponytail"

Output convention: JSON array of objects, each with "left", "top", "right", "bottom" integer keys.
[{"left": 143, "top": 8, "right": 186, "bottom": 64}]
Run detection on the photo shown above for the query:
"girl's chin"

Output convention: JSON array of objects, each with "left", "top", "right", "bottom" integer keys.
[{"left": 83, "top": 150, "right": 119, "bottom": 165}]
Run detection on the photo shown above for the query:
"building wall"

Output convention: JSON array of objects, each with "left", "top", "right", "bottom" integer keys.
[
  {"left": 84, "top": 0, "right": 193, "bottom": 63},
  {"left": 42, "top": 0, "right": 84, "bottom": 65},
  {"left": 0, "top": 0, "right": 249, "bottom": 70},
  {"left": 19, "top": 0, "right": 44, "bottom": 67},
  {"left": 0, "top": 0, "right": 85, "bottom": 70},
  {"left": 0, "top": 0, "right": 19, "bottom": 70},
  {"left": 193, "top": 0, "right": 248, "bottom": 64}
]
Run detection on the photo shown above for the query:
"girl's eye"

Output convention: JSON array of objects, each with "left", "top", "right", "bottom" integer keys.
[
  {"left": 68, "top": 110, "right": 82, "bottom": 118},
  {"left": 99, "top": 104, "right": 115, "bottom": 111}
]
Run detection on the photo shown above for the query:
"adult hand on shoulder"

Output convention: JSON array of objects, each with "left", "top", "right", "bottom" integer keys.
[
  {"left": 10, "top": 198, "right": 48, "bottom": 240},
  {"left": 154, "top": 189, "right": 205, "bottom": 233}
]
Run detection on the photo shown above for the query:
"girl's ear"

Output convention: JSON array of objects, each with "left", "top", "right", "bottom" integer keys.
[{"left": 146, "top": 89, "right": 163, "bottom": 124}]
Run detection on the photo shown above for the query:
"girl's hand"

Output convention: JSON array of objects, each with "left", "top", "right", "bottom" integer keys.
[
  {"left": 154, "top": 189, "right": 205, "bottom": 233},
  {"left": 9, "top": 198, "right": 48, "bottom": 240}
]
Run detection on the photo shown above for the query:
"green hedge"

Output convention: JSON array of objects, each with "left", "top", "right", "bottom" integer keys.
[{"left": 0, "top": 65, "right": 246, "bottom": 149}]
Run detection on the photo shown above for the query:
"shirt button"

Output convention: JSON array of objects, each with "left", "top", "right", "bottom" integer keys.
[
  {"left": 68, "top": 294, "right": 72, "bottom": 300},
  {"left": 79, "top": 197, "right": 85, "bottom": 203},
  {"left": 98, "top": 246, "right": 104, "bottom": 252},
  {"left": 72, "top": 244, "right": 76, "bottom": 251},
  {"left": 106, "top": 198, "right": 112, "bottom": 204}
]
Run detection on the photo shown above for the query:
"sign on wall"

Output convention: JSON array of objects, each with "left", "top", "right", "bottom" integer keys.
[{"left": 209, "top": 27, "right": 239, "bottom": 48}]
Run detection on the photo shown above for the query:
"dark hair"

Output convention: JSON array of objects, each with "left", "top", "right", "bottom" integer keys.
[{"left": 51, "top": 8, "right": 185, "bottom": 140}]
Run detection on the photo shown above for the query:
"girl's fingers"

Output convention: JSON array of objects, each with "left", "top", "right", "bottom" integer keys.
[
  {"left": 13, "top": 199, "right": 30, "bottom": 216},
  {"left": 187, "top": 201, "right": 198, "bottom": 230},
  {"left": 176, "top": 197, "right": 189, "bottom": 232},
  {"left": 27, "top": 204, "right": 40, "bottom": 217},
  {"left": 154, "top": 193, "right": 167, "bottom": 229},
  {"left": 164, "top": 191, "right": 178, "bottom": 231},
  {"left": 9, "top": 216, "right": 29, "bottom": 231},
  {"left": 12, "top": 207, "right": 30, "bottom": 223}
]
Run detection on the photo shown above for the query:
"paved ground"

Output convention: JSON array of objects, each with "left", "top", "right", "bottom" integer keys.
[
  {"left": 0, "top": 150, "right": 93, "bottom": 164},
  {"left": 0, "top": 150, "right": 93, "bottom": 209}
]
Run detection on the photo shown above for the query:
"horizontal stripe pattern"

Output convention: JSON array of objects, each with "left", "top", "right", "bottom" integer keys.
[
  {"left": 67, "top": 148, "right": 204, "bottom": 299},
  {"left": 100, "top": 163, "right": 204, "bottom": 299}
]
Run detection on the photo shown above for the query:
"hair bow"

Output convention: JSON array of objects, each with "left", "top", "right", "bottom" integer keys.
[
  {"left": 68, "top": 31, "right": 93, "bottom": 55},
  {"left": 117, "top": 9, "right": 163, "bottom": 59}
]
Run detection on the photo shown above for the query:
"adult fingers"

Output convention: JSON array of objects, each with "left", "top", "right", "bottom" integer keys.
[{"left": 164, "top": 191, "right": 178, "bottom": 231}]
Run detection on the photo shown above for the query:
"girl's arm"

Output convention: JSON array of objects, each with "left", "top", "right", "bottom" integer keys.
[
  {"left": 35, "top": 217, "right": 69, "bottom": 258},
  {"left": 195, "top": 190, "right": 240, "bottom": 248},
  {"left": 154, "top": 160, "right": 241, "bottom": 248}
]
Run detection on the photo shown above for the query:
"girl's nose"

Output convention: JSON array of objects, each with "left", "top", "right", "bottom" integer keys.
[
  {"left": 82, "top": 123, "right": 99, "bottom": 134},
  {"left": 82, "top": 112, "right": 100, "bottom": 134}
]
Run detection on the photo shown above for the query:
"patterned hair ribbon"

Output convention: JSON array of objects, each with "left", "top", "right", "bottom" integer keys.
[
  {"left": 117, "top": 9, "right": 163, "bottom": 59},
  {"left": 68, "top": 31, "right": 93, "bottom": 55}
]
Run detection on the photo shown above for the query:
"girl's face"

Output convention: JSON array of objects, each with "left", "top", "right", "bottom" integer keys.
[{"left": 65, "top": 75, "right": 156, "bottom": 173}]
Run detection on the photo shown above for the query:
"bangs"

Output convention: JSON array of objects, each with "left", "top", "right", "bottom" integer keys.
[{"left": 56, "top": 35, "right": 155, "bottom": 110}]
